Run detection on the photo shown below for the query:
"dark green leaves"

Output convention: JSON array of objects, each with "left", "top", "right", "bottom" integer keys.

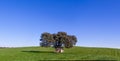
[{"left": 40, "top": 32, "right": 77, "bottom": 48}]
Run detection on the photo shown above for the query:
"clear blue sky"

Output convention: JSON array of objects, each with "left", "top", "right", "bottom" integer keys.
[{"left": 0, "top": 0, "right": 120, "bottom": 48}]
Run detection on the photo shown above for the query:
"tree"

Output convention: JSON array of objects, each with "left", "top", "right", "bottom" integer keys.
[{"left": 40, "top": 32, "right": 77, "bottom": 53}]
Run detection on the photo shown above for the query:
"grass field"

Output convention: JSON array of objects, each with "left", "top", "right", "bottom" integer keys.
[{"left": 0, "top": 46, "right": 120, "bottom": 61}]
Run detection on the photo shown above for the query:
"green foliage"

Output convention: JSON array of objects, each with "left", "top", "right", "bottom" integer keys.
[
  {"left": 40, "top": 32, "right": 77, "bottom": 48},
  {"left": 0, "top": 46, "right": 120, "bottom": 61}
]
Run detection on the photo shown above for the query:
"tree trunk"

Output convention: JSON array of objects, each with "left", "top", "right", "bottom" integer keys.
[
  {"left": 55, "top": 48, "right": 59, "bottom": 53},
  {"left": 54, "top": 48, "right": 64, "bottom": 53}
]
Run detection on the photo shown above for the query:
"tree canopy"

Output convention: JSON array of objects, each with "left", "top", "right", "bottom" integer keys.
[{"left": 40, "top": 32, "right": 77, "bottom": 48}]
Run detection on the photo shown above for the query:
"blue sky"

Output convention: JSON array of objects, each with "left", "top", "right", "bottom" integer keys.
[{"left": 0, "top": 0, "right": 120, "bottom": 48}]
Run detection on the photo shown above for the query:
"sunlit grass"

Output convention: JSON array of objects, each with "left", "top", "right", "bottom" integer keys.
[{"left": 0, "top": 46, "right": 120, "bottom": 61}]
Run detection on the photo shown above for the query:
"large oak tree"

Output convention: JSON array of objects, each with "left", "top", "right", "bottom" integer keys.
[{"left": 40, "top": 32, "right": 77, "bottom": 53}]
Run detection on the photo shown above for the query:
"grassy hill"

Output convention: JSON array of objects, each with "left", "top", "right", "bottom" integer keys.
[{"left": 0, "top": 46, "right": 120, "bottom": 61}]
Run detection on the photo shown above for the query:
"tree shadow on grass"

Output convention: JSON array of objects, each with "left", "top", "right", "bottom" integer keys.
[{"left": 22, "top": 50, "right": 54, "bottom": 53}]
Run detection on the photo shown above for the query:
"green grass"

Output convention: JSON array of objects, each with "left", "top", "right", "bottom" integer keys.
[{"left": 0, "top": 46, "right": 120, "bottom": 61}]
